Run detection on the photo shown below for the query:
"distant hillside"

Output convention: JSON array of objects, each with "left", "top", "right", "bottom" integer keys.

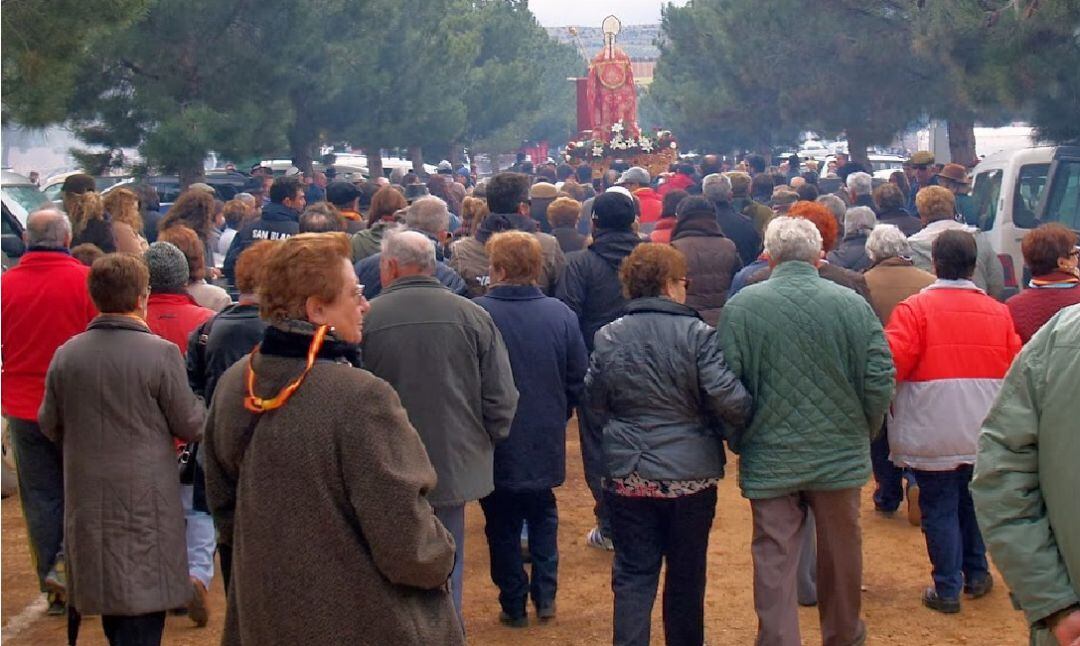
[{"left": 545, "top": 24, "right": 660, "bottom": 61}]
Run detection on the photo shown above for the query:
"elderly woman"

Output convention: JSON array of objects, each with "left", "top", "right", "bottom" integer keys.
[
  {"left": 547, "top": 196, "right": 587, "bottom": 253},
  {"left": 586, "top": 243, "right": 751, "bottom": 646},
  {"left": 1005, "top": 223, "right": 1080, "bottom": 343},
  {"left": 352, "top": 185, "right": 407, "bottom": 261},
  {"left": 863, "top": 224, "right": 935, "bottom": 520},
  {"left": 908, "top": 185, "right": 1004, "bottom": 300},
  {"left": 204, "top": 233, "right": 462, "bottom": 644},
  {"left": 473, "top": 231, "right": 588, "bottom": 627},
  {"left": 39, "top": 253, "right": 205, "bottom": 644},
  {"left": 873, "top": 182, "right": 922, "bottom": 236},
  {"left": 159, "top": 225, "right": 232, "bottom": 312},
  {"left": 828, "top": 206, "right": 877, "bottom": 272}
]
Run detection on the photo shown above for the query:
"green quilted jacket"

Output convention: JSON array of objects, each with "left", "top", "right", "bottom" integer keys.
[{"left": 718, "top": 261, "right": 895, "bottom": 499}]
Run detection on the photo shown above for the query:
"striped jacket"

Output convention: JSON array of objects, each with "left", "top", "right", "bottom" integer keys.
[{"left": 885, "top": 280, "right": 1021, "bottom": 471}]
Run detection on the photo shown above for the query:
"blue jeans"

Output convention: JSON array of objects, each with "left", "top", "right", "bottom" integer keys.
[
  {"left": 913, "top": 466, "right": 988, "bottom": 599},
  {"left": 479, "top": 488, "right": 558, "bottom": 617},
  {"left": 7, "top": 417, "right": 64, "bottom": 591},
  {"left": 607, "top": 487, "right": 716, "bottom": 646},
  {"left": 180, "top": 484, "right": 215, "bottom": 588},
  {"left": 435, "top": 504, "right": 465, "bottom": 624}
]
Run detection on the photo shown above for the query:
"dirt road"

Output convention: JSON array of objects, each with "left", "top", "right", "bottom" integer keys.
[{"left": 2, "top": 425, "right": 1027, "bottom": 644}]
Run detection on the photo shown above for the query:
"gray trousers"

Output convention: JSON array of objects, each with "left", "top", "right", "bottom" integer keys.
[
  {"left": 435, "top": 504, "right": 465, "bottom": 625},
  {"left": 750, "top": 488, "right": 865, "bottom": 646}
]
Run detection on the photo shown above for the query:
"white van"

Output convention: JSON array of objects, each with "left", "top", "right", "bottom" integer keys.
[{"left": 971, "top": 146, "right": 1079, "bottom": 289}]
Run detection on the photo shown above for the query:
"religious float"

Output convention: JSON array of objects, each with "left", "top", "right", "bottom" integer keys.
[{"left": 565, "top": 16, "right": 678, "bottom": 179}]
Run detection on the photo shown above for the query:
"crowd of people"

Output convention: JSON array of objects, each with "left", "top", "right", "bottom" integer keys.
[{"left": 1, "top": 151, "right": 1078, "bottom": 646}]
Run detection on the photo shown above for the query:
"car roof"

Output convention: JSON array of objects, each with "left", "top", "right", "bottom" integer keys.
[
  {"left": 977, "top": 145, "right": 1057, "bottom": 166},
  {"left": 1, "top": 170, "right": 34, "bottom": 185}
]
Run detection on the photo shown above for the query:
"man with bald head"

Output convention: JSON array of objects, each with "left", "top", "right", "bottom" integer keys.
[
  {"left": 1, "top": 208, "right": 98, "bottom": 614},
  {"left": 362, "top": 229, "right": 518, "bottom": 624}
]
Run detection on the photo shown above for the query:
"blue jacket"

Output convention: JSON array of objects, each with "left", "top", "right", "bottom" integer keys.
[
  {"left": 475, "top": 285, "right": 588, "bottom": 490},
  {"left": 354, "top": 254, "right": 467, "bottom": 299},
  {"left": 223, "top": 202, "right": 300, "bottom": 282}
]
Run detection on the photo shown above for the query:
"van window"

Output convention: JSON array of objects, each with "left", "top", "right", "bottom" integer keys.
[
  {"left": 1044, "top": 160, "right": 1080, "bottom": 229},
  {"left": 1012, "top": 163, "right": 1050, "bottom": 228},
  {"left": 973, "top": 169, "right": 1003, "bottom": 231}
]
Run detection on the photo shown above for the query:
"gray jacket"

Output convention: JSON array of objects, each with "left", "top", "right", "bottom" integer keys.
[
  {"left": 39, "top": 315, "right": 205, "bottom": 615},
  {"left": 361, "top": 275, "right": 518, "bottom": 505},
  {"left": 585, "top": 298, "right": 751, "bottom": 481}
]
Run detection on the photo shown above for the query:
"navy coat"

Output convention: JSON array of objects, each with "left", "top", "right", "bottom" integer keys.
[{"left": 475, "top": 285, "right": 588, "bottom": 491}]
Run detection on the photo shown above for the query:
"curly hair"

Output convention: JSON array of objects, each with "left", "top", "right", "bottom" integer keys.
[
  {"left": 788, "top": 200, "right": 839, "bottom": 251},
  {"left": 461, "top": 196, "right": 490, "bottom": 235},
  {"left": 103, "top": 187, "right": 143, "bottom": 234},
  {"left": 158, "top": 225, "right": 206, "bottom": 282},
  {"left": 66, "top": 191, "right": 105, "bottom": 237},
  {"left": 1022, "top": 223, "right": 1079, "bottom": 277},
  {"left": 159, "top": 189, "right": 215, "bottom": 240},
  {"left": 259, "top": 233, "right": 352, "bottom": 323},
  {"left": 619, "top": 243, "right": 688, "bottom": 299},
  {"left": 487, "top": 231, "right": 542, "bottom": 285},
  {"left": 915, "top": 185, "right": 955, "bottom": 223},
  {"left": 235, "top": 239, "right": 279, "bottom": 295}
]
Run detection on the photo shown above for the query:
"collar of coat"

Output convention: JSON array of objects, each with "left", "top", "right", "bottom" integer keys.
[
  {"left": 381, "top": 274, "right": 445, "bottom": 294},
  {"left": 88, "top": 313, "right": 151, "bottom": 333},
  {"left": 484, "top": 284, "right": 545, "bottom": 300},
  {"left": 923, "top": 278, "right": 983, "bottom": 293},
  {"left": 624, "top": 296, "right": 702, "bottom": 319},
  {"left": 771, "top": 260, "right": 820, "bottom": 279}
]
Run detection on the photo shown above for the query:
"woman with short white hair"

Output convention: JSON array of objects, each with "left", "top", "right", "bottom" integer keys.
[
  {"left": 827, "top": 206, "right": 877, "bottom": 272},
  {"left": 863, "top": 223, "right": 936, "bottom": 520}
]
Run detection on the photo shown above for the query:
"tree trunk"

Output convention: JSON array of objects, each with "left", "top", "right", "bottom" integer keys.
[
  {"left": 288, "top": 91, "right": 317, "bottom": 175},
  {"left": 947, "top": 117, "right": 977, "bottom": 168},
  {"left": 449, "top": 143, "right": 464, "bottom": 167},
  {"left": 846, "top": 130, "right": 870, "bottom": 167},
  {"left": 178, "top": 161, "right": 205, "bottom": 189},
  {"left": 408, "top": 145, "right": 425, "bottom": 176},
  {"left": 364, "top": 147, "right": 384, "bottom": 181}
]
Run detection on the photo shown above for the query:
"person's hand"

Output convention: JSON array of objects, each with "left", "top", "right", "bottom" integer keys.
[{"left": 1050, "top": 607, "right": 1080, "bottom": 646}]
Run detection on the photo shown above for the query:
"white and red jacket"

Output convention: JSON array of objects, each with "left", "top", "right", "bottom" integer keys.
[{"left": 885, "top": 280, "right": 1021, "bottom": 471}]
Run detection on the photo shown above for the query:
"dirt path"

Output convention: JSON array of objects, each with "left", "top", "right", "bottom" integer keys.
[{"left": 2, "top": 423, "right": 1027, "bottom": 644}]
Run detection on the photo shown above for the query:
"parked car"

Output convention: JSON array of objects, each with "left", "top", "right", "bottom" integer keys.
[
  {"left": 971, "top": 145, "right": 1080, "bottom": 290},
  {"left": 1, "top": 171, "right": 48, "bottom": 266},
  {"left": 104, "top": 172, "right": 250, "bottom": 211},
  {"left": 41, "top": 172, "right": 131, "bottom": 207}
]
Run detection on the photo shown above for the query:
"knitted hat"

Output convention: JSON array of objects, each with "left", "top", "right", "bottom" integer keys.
[{"left": 145, "top": 241, "right": 190, "bottom": 293}]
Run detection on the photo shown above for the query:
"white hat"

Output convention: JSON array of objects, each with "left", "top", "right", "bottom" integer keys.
[{"left": 605, "top": 186, "right": 634, "bottom": 200}]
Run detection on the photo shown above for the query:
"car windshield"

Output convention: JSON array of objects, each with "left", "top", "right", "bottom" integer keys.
[
  {"left": 2, "top": 184, "right": 50, "bottom": 213},
  {"left": 1044, "top": 160, "right": 1080, "bottom": 230}
]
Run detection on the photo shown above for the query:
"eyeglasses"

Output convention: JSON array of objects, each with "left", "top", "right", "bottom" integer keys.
[
  {"left": 354, "top": 284, "right": 366, "bottom": 301},
  {"left": 679, "top": 277, "right": 691, "bottom": 290},
  {"left": 1069, "top": 249, "right": 1080, "bottom": 259}
]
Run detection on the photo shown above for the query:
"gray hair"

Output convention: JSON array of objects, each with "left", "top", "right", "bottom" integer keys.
[
  {"left": 816, "top": 194, "right": 847, "bottom": 226},
  {"left": 701, "top": 173, "right": 732, "bottom": 203},
  {"left": 843, "top": 206, "right": 877, "bottom": 237},
  {"left": 381, "top": 229, "right": 436, "bottom": 274},
  {"left": 846, "top": 172, "right": 872, "bottom": 197},
  {"left": 404, "top": 196, "right": 450, "bottom": 236},
  {"left": 764, "top": 216, "right": 823, "bottom": 265},
  {"left": 25, "top": 208, "right": 72, "bottom": 248},
  {"left": 865, "top": 223, "right": 910, "bottom": 262}
]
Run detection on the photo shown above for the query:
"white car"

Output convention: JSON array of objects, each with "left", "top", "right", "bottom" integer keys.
[{"left": 971, "top": 145, "right": 1080, "bottom": 289}]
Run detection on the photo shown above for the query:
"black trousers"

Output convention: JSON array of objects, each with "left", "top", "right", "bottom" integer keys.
[
  {"left": 479, "top": 488, "right": 559, "bottom": 617},
  {"left": 101, "top": 611, "right": 166, "bottom": 646},
  {"left": 607, "top": 486, "right": 717, "bottom": 646}
]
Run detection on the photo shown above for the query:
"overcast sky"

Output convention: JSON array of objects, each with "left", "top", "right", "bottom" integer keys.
[{"left": 529, "top": 0, "right": 689, "bottom": 27}]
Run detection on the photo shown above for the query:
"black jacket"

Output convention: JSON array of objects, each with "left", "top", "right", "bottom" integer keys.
[
  {"left": 877, "top": 208, "right": 923, "bottom": 237},
  {"left": 714, "top": 202, "right": 762, "bottom": 267},
  {"left": 73, "top": 216, "right": 117, "bottom": 253},
  {"left": 556, "top": 229, "right": 642, "bottom": 352},
  {"left": 827, "top": 233, "right": 872, "bottom": 273},
  {"left": 585, "top": 298, "right": 751, "bottom": 480},
  {"left": 185, "top": 303, "right": 267, "bottom": 403},
  {"left": 552, "top": 226, "right": 588, "bottom": 254},
  {"left": 223, "top": 203, "right": 300, "bottom": 282}
]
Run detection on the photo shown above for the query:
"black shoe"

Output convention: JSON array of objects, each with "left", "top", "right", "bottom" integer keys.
[
  {"left": 964, "top": 575, "right": 993, "bottom": 599},
  {"left": 46, "top": 592, "right": 65, "bottom": 616},
  {"left": 499, "top": 611, "right": 528, "bottom": 628},
  {"left": 921, "top": 587, "right": 960, "bottom": 614},
  {"left": 536, "top": 601, "right": 556, "bottom": 621}
]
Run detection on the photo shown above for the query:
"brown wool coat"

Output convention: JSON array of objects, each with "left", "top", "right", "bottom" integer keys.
[
  {"left": 204, "top": 352, "right": 462, "bottom": 646},
  {"left": 38, "top": 314, "right": 205, "bottom": 615},
  {"left": 671, "top": 232, "right": 741, "bottom": 327},
  {"left": 863, "top": 256, "right": 936, "bottom": 324}
]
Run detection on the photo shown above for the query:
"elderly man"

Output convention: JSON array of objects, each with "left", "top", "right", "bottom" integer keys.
[
  {"left": 828, "top": 206, "right": 877, "bottom": 272},
  {"left": 1, "top": 208, "right": 97, "bottom": 615},
  {"left": 908, "top": 186, "right": 1004, "bottom": 300},
  {"left": 719, "top": 216, "right": 895, "bottom": 645},
  {"left": 703, "top": 173, "right": 761, "bottom": 267},
  {"left": 361, "top": 229, "right": 518, "bottom": 622},
  {"left": 905, "top": 151, "right": 938, "bottom": 214},
  {"left": 846, "top": 172, "right": 876, "bottom": 212},
  {"left": 354, "top": 196, "right": 467, "bottom": 298},
  {"left": 972, "top": 304, "right": 1080, "bottom": 646},
  {"left": 727, "top": 171, "right": 774, "bottom": 236}
]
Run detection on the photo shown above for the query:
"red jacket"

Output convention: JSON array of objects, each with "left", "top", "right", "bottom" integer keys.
[
  {"left": 657, "top": 173, "right": 694, "bottom": 197},
  {"left": 1005, "top": 274, "right": 1080, "bottom": 344},
  {"left": 1, "top": 251, "right": 98, "bottom": 420},
  {"left": 885, "top": 281, "right": 1021, "bottom": 470},
  {"left": 146, "top": 293, "right": 214, "bottom": 355},
  {"left": 649, "top": 218, "right": 677, "bottom": 243},
  {"left": 633, "top": 187, "right": 663, "bottom": 224}
]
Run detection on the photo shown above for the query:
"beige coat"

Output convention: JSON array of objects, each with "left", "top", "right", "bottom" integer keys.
[
  {"left": 205, "top": 346, "right": 462, "bottom": 645},
  {"left": 38, "top": 314, "right": 205, "bottom": 615},
  {"left": 863, "top": 257, "right": 936, "bottom": 324}
]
